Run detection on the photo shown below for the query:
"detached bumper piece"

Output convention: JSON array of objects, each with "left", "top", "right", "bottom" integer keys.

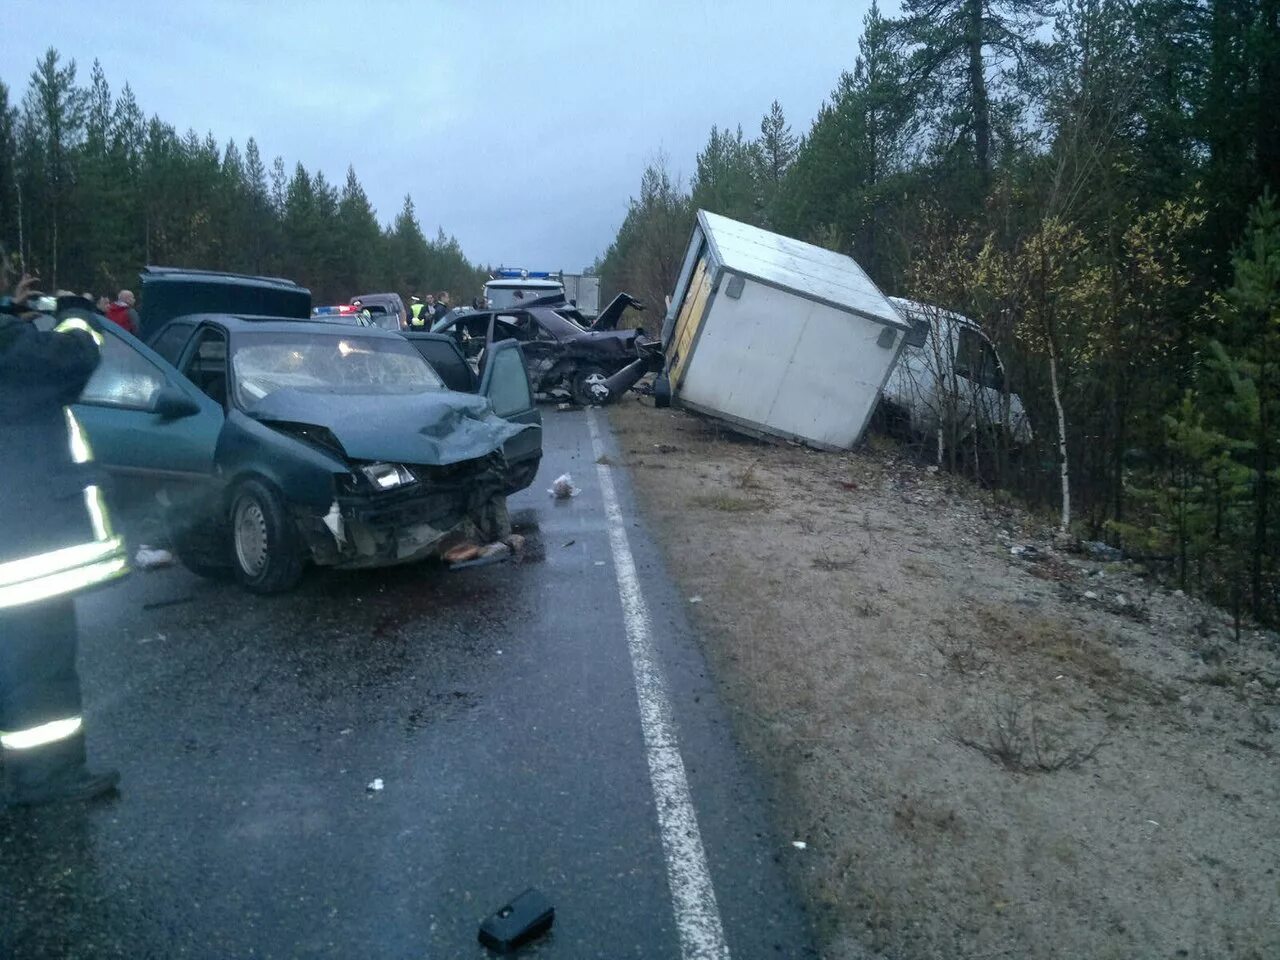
[{"left": 478, "top": 888, "right": 555, "bottom": 954}]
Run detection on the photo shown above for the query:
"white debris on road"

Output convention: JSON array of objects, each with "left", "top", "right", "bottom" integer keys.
[
  {"left": 548, "top": 473, "right": 580, "bottom": 499},
  {"left": 792, "top": 841, "right": 807, "bottom": 850},
  {"left": 134, "top": 546, "right": 174, "bottom": 569},
  {"left": 366, "top": 778, "right": 384, "bottom": 792}
]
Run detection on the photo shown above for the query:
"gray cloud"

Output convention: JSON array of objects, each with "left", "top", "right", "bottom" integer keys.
[{"left": 5, "top": 0, "right": 870, "bottom": 269}]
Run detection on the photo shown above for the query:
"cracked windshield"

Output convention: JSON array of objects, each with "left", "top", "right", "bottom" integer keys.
[{"left": 1, "top": 1, "right": 1277, "bottom": 958}]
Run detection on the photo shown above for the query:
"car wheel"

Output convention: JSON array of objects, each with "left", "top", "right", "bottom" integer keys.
[
  {"left": 229, "top": 478, "right": 304, "bottom": 594},
  {"left": 572, "top": 366, "right": 611, "bottom": 406},
  {"left": 166, "top": 509, "right": 234, "bottom": 581}
]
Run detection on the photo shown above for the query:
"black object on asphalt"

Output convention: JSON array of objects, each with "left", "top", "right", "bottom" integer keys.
[
  {"left": 477, "top": 888, "right": 555, "bottom": 954},
  {"left": 141, "top": 595, "right": 195, "bottom": 611}
]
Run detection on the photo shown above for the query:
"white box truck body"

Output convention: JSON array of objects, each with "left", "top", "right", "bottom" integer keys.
[{"left": 660, "top": 210, "right": 909, "bottom": 450}]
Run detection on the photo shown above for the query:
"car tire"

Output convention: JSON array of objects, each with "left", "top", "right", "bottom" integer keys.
[
  {"left": 167, "top": 510, "right": 234, "bottom": 581},
  {"left": 571, "top": 365, "right": 610, "bottom": 406},
  {"left": 229, "top": 478, "right": 304, "bottom": 594}
]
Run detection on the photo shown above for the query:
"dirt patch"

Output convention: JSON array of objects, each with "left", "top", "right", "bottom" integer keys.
[{"left": 611, "top": 399, "right": 1280, "bottom": 960}]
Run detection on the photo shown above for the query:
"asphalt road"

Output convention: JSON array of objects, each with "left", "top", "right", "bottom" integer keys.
[{"left": 0, "top": 407, "right": 815, "bottom": 959}]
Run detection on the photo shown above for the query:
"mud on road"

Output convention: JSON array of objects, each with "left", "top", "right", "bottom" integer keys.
[{"left": 609, "top": 399, "right": 1280, "bottom": 960}]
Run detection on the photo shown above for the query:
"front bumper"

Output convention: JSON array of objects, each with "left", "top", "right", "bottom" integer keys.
[{"left": 297, "top": 459, "right": 506, "bottom": 569}]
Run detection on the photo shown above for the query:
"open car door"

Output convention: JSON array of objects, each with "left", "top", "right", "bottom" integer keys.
[
  {"left": 402, "top": 332, "right": 478, "bottom": 393},
  {"left": 477, "top": 339, "right": 542, "bottom": 495},
  {"left": 69, "top": 317, "right": 224, "bottom": 510}
]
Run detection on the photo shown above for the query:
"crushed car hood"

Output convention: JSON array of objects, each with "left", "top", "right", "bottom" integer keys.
[{"left": 248, "top": 389, "right": 531, "bottom": 466}]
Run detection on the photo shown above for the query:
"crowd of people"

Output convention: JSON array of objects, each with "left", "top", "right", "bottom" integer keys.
[
  {"left": 10, "top": 284, "right": 144, "bottom": 336},
  {"left": 408, "top": 292, "right": 451, "bottom": 327}
]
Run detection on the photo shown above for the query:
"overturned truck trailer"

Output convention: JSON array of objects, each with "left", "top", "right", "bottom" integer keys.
[{"left": 658, "top": 210, "right": 909, "bottom": 450}]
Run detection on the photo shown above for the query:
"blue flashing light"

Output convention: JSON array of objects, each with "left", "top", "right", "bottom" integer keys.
[{"left": 491, "top": 268, "right": 562, "bottom": 281}]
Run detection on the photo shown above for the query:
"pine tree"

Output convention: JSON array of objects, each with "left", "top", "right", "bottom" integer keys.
[
  {"left": 0, "top": 81, "right": 19, "bottom": 268},
  {"left": 1203, "top": 191, "right": 1280, "bottom": 618},
  {"left": 336, "top": 165, "right": 383, "bottom": 294},
  {"left": 893, "top": 0, "right": 1055, "bottom": 183},
  {"left": 758, "top": 100, "right": 796, "bottom": 203},
  {"left": 20, "top": 48, "right": 86, "bottom": 286}
]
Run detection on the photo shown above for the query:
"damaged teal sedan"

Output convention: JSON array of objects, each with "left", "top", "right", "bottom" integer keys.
[{"left": 72, "top": 309, "right": 541, "bottom": 594}]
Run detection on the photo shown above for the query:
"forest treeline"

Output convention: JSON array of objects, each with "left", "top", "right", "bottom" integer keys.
[
  {"left": 0, "top": 50, "right": 487, "bottom": 304},
  {"left": 598, "top": 0, "right": 1280, "bottom": 624}
]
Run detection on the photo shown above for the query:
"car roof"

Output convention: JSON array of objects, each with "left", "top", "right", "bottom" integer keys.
[
  {"left": 141, "top": 265, "right": 303, "bottom": 289},
  {"left": 168, "top": 314, "right": 408, "bottom": 338}
]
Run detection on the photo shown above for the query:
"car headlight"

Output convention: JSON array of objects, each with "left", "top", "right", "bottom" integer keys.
[{"left": 360, "top": 462, "right": 416, "bottom": 490}]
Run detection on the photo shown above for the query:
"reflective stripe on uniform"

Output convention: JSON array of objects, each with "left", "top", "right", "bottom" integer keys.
[
  {"left": 0, "top": 715, "right": 83, "bottom": 750},
  {"left": 53, "top": 316, "right": 104, "bottom": 346},
  {"left": 65, "top": 407, "right": 93, "bottom": 464},
  {"left": 84, "top": 485, "right": 113, "bottom": 541},
  {"left": 0, "top": 540, "right": 127, "bottom": 609}
]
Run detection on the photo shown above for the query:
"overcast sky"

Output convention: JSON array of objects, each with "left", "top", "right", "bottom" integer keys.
[{"left": 6, "top": 0, "right": 875, "bottom": 270}]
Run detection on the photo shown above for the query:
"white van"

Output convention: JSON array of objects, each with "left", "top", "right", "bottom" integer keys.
[{"left": 882, "top": 297, "right": 1032, "bottom": 456}]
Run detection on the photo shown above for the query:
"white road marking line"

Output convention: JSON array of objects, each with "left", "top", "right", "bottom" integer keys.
[{"left": 587, "top": 409, "right": 731, "bottom": 960}]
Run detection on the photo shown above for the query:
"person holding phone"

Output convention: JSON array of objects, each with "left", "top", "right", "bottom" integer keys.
[{"left": 1, "top": 274, "right": 126, "bottom": 807}]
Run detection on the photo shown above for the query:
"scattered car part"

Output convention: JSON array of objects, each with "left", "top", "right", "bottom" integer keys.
[
  {"left": 548, "top": 474, "right": 579, "bottom": 499},
  {"left": 477, "top": 888, "right": 555, "bottom": 955}
]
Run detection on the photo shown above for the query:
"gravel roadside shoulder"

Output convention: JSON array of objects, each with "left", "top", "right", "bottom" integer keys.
[{"left": 608, "top": 398, "right": 1280, "bottom": 960}]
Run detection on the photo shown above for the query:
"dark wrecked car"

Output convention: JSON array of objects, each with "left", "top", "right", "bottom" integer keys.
[
  {"left": 427, "top": 301, "right": 661, "bottom": 405},
  {"left": 72, "top": 285, "right": 541, "bottom": 594}
]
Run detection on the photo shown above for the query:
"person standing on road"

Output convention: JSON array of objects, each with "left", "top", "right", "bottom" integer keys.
[
  {"left": 432, "top": 291, "right": 450, "bottom": 323},
  {"left": 0, "top": 275, "right": 127, "bottom": 807},
  {"left": 408, "top": 295, "right": 426, "bottom": 326},
  {"left": 105, "top": 289, "right": 139, "bottom": 335}
]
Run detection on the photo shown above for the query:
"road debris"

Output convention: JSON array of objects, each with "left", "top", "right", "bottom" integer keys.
[
  {"left": 548, "top": 473, "right": 580, "bottom": 499},
  {"left": 449, "top": 541, "right": 514, "bottom": 571},
  {"left": 134, "top": 545, "right": 174, "bottom": 569},
  {"left": 689, "top": 595, "right": 703, "bottom": 604},
  {"left": 444, "top": 543, "right": 482, "bottom": 564},
  {"left": 366, "top": 778, "right": 384, "bottom": 792},
  {"left": 137, "top": 632, "right": 167, "bottom": 644},
  {"left": 562, "top": 539, "right": 576, "bottom": 548},
  {"left": 142, "top": 595, "right": 194, "bottom": 611},
  {"left": 478, "top": 888, "right": 555, "bottom": 955},
  {"left": 792, "top": 840, "right": 807, "bottom": 850}
]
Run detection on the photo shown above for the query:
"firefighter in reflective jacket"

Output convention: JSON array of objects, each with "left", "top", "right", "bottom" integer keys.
[{"left": 1, "top": 290, "right": 127, "bottom": 806}]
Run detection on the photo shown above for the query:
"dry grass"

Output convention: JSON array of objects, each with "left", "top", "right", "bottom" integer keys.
[
  {"left": 690, "top": 492, "right": 771, "bottom": 513},
  {"left": 610, "top": 399, "right": 1280, "bottom": 960}
]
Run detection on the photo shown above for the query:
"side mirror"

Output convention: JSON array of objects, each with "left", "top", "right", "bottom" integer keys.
[{"left": 153, "top": 385, "right": 201, "bottom": 419}]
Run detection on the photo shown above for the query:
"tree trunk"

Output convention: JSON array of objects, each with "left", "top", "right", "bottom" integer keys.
[
  {"left": 967, "top": 0, "right": 991, "bottom": 180},
  {"left": 1048, "top": 345, "right": 1071, "bottom": 535},
  {"left": 1258, "top": 0, "right": 1280, "bottom": 193},
  {"left": 1253, "top": 334, "right": 1271, "bottom": 618},
  {"left": 15, "top": 179, "right": 23, "bottom": 272}
]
